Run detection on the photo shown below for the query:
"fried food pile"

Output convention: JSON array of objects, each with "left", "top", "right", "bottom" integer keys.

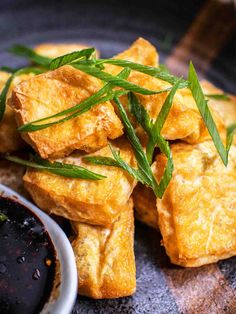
[{"left": 1, "top": 38, "right": 236, "bottom": 299}]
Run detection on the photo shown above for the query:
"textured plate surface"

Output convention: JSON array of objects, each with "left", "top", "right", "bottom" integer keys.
[{"left": 0, "top": 1, "right": 236, "bottom": 313}]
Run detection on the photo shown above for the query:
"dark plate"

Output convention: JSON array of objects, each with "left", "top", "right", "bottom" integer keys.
[{"left": 0, "top": 1, "right": 236, "bottom": 313}]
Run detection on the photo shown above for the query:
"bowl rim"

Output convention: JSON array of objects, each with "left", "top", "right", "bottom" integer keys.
[{"left": 0, "top": 183, "right": 78, "bottom": 314}]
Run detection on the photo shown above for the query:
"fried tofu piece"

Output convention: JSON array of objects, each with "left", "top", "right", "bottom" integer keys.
[
  {"left": 155, "top": 141, "right": 236, "bottom": 267},
  {"left": 0, "top": 105, "right": 24, "bottom": 153},
  {"left": 34, "top": 43, "right": 100, "bottom": 58},
  {"left": 12, "top": 65, "right": 123, "bottom": 159},
  {"left": 105, "top": 37, "right": 159, "bottom": 75},
  {"left": 0, "top": 72, "right": 36, "bottom": 153},
  {"left": 0, "top": 71, "right": 10, "bottom": 87},
  {"left": 132, "top": 183, "right": 158, "bottom": 229},
  {"left": 72, "top": 199, "right": 136, "bottom": 299},
  {"left": 24, "top": 139, "right": 137, "bottom": 226},
  {"left": 201, "top": 80, "right": 236, "bottom": 128},
  {"left": 107, "top": 38, "right": 224, "bottom": 144}
]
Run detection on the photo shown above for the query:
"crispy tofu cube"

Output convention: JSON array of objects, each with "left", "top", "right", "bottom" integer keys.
[
  {"left": 72, "top": 198, "right": 136, "bottom": 299},
  {"left": 24, "top": 139, "right": 137, "bottom": 226},
  {"left": 11, "top": 65, "right": 123, "bottom": 159},
  {"left": 155, "top": 141, "right": 236, "bottom": 267},
  {"left": 0, "top": 43, "right": 99, "bottom": 153},
  {"left": 34, "top": 42, "right": 100, "bottom": 58},
  {"left": 132, "top": 183, "right": 158, "bottom": 229},
  {"left": 0, "top": 71, "right": 36, "bottom": 153},
  {"left": 105, "top": 37, "right": 159, "bottom": 75}
]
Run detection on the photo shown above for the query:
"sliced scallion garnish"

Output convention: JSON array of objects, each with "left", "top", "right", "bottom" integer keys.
[
  {"left": 205, "top": 93, "right": 230, "bottom": 101},
  {"left": 129, "top": 79, "right": 181, "bottom": 163},
  {"left": 188, "top": 62, "right": 235, "bottom": 166},
  {"left": 8, "top": 45, "right": 51, "bottom": 68},
  {"left": 6, "top": 155, "right": 106, "bottom": 180},
  {"left": 0, "top": 212, "right": 8, "bottom": 223},
  {"left": 86, "top": 95, "right": 174, "bottom": 198},
  {"left": 49, "top": 48, "right": 95, "bottom": 70}
]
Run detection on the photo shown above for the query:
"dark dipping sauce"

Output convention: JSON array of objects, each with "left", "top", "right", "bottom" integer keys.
[{"left": 0, "top": 196, "right": 56, "bottom": 314}]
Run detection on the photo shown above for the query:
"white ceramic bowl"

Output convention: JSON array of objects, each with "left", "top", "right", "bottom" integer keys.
[{"left": 0, "top": 184, "right": 78, "bottom": 314}]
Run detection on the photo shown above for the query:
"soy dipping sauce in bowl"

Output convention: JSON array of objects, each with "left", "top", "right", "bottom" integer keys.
[{"left": 0, "top": 196, "right": 56, "bottom": 314}]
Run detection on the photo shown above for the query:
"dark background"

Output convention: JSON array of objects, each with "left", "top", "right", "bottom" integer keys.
[{"left": 0, "top": 0, "right": 235, "bottom": 92}]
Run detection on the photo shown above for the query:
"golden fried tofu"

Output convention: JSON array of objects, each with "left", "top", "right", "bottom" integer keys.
[
  {"left": 105, "top": 37, "right": 159, "bottom": 75},
  {"left": 12, "top": 65, "right": 123, "bottom": 159},
  {"left": 0, "top": 105, "right": 24, "bottom": 153},
  {"left": 107, "top": 38, "right": 224, "bottom": 144},
  {"left": 0, "top": 71, "right": 10, "bottom": 87},
  {"left": 24, "top": 139, "right": 137, "bottom": 226},
  {"left": 201, "top": 80, "right": 236, "bottom": 128},
  {"left": 0, "top": 71, "right": 36, "bottom": 153},
  {"left": 34, "top": 43, "right": 100, "bottom": 58},
  {"left": 72, "top": 198, "right": 136, "bottom": 299},
  {"left": 155, "top": 141, "right": 236, "bottom": 267},
  {"left": 132, "top": 183, "right": 158, "bottom": 229}
]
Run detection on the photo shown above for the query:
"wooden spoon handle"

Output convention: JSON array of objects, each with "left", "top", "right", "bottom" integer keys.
[{"left": 166, "top": 0, "right": 236, "bottom": 77}]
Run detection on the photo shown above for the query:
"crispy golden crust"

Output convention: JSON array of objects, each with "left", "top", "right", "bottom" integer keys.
[
  {"left": 0, "top": 105, "right": 24, "bottom": 153},
  {"left": 71, "top": 198, "right": 136, "bottom": 299},
  {"left": 0, "top": 72, "right": 33, "bottom": 153},
  {"left": 201, "top": 80, "right": 236, "bottom": 128},
  {"left": 11, "top": 65, "right": 123, "bottom": 159},
  {"left": 155, "top": 141, "right": 236, "bottom": 267},
  {"left": 132, "top": 183, "right": 158, "bottom": 229},
  {"left": 105, "top": 37, "right": 158, "bottom": 75},
  {"left": 34, "top": 43, "right": 100, "bottom": 58},
  {"left": 0, "top": 71, "right": 10, "bottom": 87},
  {"left": 24, "top": 139, "right": 137, "bottom": 226}
]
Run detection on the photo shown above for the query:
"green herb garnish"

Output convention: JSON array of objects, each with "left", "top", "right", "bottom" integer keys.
[
  {"left": 86, "top": 95, "right": 174, "bottom": 198},
  {"left": 90, "top": 59, "right": 188, "bottom": 88},
  {"left": 73, "top": 63, "right": 171, "bottom": 95},
  {"left": 8, "top": 45, "right": 51, "bottom": 68},
  {"left": 0, "top": 66, "right": 16, "bottom": 73},
  {"left": 6, "top": 155, "right": 106, "bottom": 180},
  {"left": 188, "top": 62, "right": 235, "bottom": 166},
  {"left": 49, "top": 48, "right": 95, "bottom": 70},
  {"left": 205, "top": 93, "right": 230, "bottom": 101},
  {"left": 0, "top": 212, "right": 7, "bottom": 223},
  {"left": 226, "top": 123, "right": 236, "bottom": 152},
  {"left": 129, "top": 79, "right": 181, "bottom": 163},
  {"left": 0, "top": 75, "right": 14, "bottom": 120}
]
